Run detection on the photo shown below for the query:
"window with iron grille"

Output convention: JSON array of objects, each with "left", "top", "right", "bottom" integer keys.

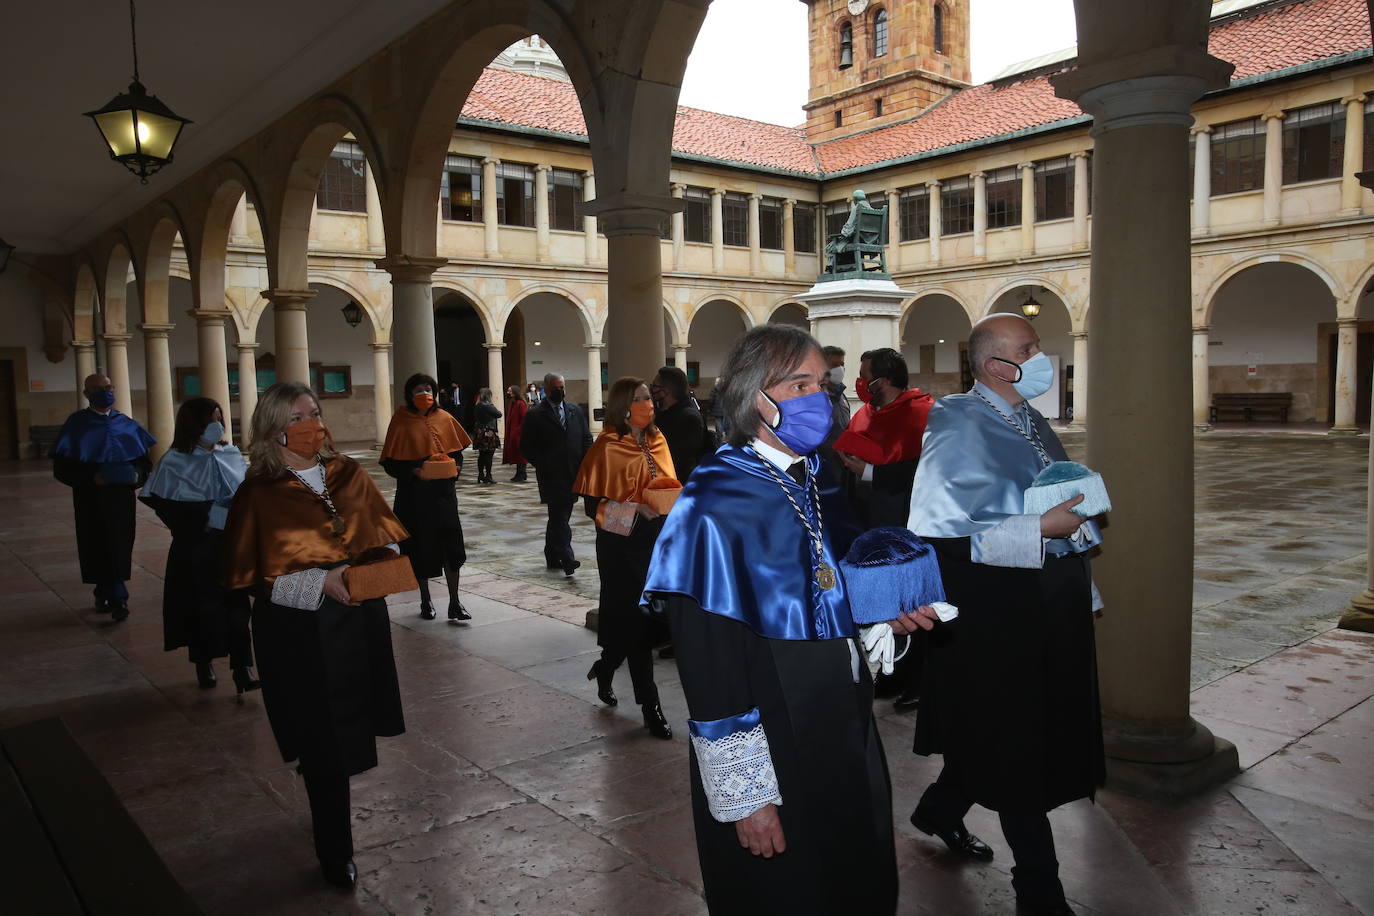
[
  {"left": 496, "top": 162, "right": 534, "bottom": 227},
  {"left": 548, "top": 168, "right": 583, "bottom": 231},
  {"left": 440, "top": 155, "right": 481, "bottom": 221},
  {"left": 899, "top": 187, "right": 930, "bottom": 240},
  {"left": 684, "top": 187, "right": 712, "bottom": 242},
  {"left": 316, "top": 141, "right": 367, "bottom": 212},
  {"left": 873, "top": 9, "right": 889, "bottom": 57},
  {"left": 1282, "top": 102, "right": 1345, "bottom": 184},
  {"left": 940, "top": 177, "right": 974, "bottom": 235},
  {"left": 824, "top": 200, "right": 850, "bottom": 238},
  {"left": 985, "top": 167, "right": 1021, "bottom": 229},
  {"left": 759, "top": 197, "right": 784, "bottom": 250},
  {"left": 1209, "top": 118, "right": 1264, "bottom": 194},
  {"left": 1034, "top": 157, "right": 1074, "bottom": 222},
  {"left": 793, "top": 203, "right": 817, "bottom": 253},
  {"left": 722, "top": 193, "right": 749, "bottom": 247}
]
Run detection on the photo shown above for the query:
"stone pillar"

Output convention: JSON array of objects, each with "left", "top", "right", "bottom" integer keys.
[
  {"left": 72, "top": 340, "right": 97, "bottom": 408},
  {"left": 1331, "top": 317, "right": 1361, "bottom": 433},
  {"left": 1070, "top": 330, "right": 1088, "bottom": 426},
  {"left": 1072, "top": 151, "right": 1091, "bottom": 249},
  {"left": 486, "top": 343, "right": 506, "bottom": 437},
  {"left": 673, "top": 345, "right": 690, "bottom": 371},
  {"left": 1191, "top": 126, "right": 1212, "bottom": 235},
  {"left": 886, "top": 189, "right": 901, "bottom": 270},
  {"left": 585, "top": 343, "right": 604, "bottom": 432},
  {"left": 1262, "top": 112, "right": 1285, "bottom": 226},
  {"left": 365, "top": 163, "right": 385, "bottom": 251},
  {"left": 141, "top": 324, "right": 175, "bottom": 460},
  {"left": 1192, "top": 325, "right": 1211, "bottom": 430},
  {"left": 710, "top": 189, "right": 725, "bottom": 272},
  {"left": 376, "top": 255, "right": 447, "bottom": 396},
  {"left": 972, "top": 171, "right": 988, "bottom": 258},
  {"left": 583, "top": 171, "right": 599, "bottom": 265},
  {"left": 236, "top": 342, "right": 259, "bottom": 443},
  {"left": 671, "top": 183, "right": 686, "bottom": 270},
  {"left": 230, "top": 195, "right": 250, "bottom": 243},
  {"left": 1341, "top": 95, "right": 1367, "bottom": 216},
  {"left": 1019, "top": 161, "right": 1036, "bottom": 254},
  {"left": 263, "top": 289, "right": 316, "bottom": 385},
  {"left": 1054, "top": 56, "right": 1239, "bottom": 793},
  {"left": 927, "top": 180, "right": 942, "bottom": 262},
  {"left": 482, "top": 157, "right": 500, "bottom": 258},
  {"left": 534, "top": 164, "right": 551, "bottom": 262},
  {"left": 1341, "top": 395, "right": 1374, "bottom": 629},
  {"left": 370, "top": 343, "right": 392, "bottom": 447},
  {"left": 193, "top": 309, "right": 234, "bottom": 444},
  {"left": 783, "top": 198, "right": 796, "bottom": 275},
  {"left": 748, "top": 194, "right": 762, "bottom": 275},
  {"left": 103, "top": 333, "right": 133, "bottom": 417}
]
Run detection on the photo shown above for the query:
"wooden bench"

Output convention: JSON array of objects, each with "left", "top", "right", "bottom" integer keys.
[
  {"left": 30, "top": 425, "right": 63, "bottom": 459},
  {"left": 1, "top": 717, "right": 201, "bottom": 915},
  {"left": 1209, "top": 392, "right": 1293, "bottom": 423}
]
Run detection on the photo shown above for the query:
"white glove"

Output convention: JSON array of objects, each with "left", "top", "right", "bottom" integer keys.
[
  {"left": 930, "top": 601, "right": 959, "bottom": 622},
  {"left": 860, "top": 624, "right": 897, "bottom": 675}
]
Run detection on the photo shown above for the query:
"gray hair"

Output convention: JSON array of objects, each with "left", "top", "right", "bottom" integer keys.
[
  {"left": 968, "top": 313, "right": 1022, "bottom": 380},
  {"left": 718, "top": 324, "right": 822, "bottom": 448},
  {"left": 542, "top": 372, "right": 564, "bottom": 389}
]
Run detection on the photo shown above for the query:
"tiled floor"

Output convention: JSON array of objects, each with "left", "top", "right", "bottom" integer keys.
[{"left": 2, "top": 431, "right": 1372, "bottom": 914}]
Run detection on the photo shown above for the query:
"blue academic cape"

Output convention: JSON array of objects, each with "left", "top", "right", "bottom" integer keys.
[{"left": 52, "top": 408, "right": 155, "bottom": 464}]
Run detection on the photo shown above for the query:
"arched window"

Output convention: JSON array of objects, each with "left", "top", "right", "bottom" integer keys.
[
  {"left": 839, "top": 21, "right": 854, "bottom": 69},
  {"left": 933, "top": 3, "right": 945, "bottom": 54},
  {"left": 874, "top": 9, "right": 889, "bottom": 57}
]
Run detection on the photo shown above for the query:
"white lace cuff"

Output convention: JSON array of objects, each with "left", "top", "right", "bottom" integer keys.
[
  {"left": 688, "top": 708, "right": 782, "bottom": 823},
  {"left": 271, "top": 567, "right": 327, "bottom": 610}
]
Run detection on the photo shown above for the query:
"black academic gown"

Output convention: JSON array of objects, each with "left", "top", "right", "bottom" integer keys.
[
  {"left": 656, "top": 400, "right": 707, "bottom": 481},
  {"left": 380, "top": 451, "right": 466, "bottom": 578},
  {"left": 54, "top": 453, "right": 150, "bottom": 586}
]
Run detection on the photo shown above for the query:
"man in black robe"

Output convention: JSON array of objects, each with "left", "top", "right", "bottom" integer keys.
[
  {"left": 52, "top": 374, "right": 155, "bottom": 621},
  {"left": 644, "top": 324, "right": 937, "bottom": 915},
  {"left": 520, "top": 371, "right": 593, "bottom": 576},
  {"left": 650, "top": 365, "right": 707, "bottom": 481}
]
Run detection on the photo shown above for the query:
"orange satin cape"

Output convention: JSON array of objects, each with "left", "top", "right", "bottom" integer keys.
[
  {"left": 573, "top": 429, "right": 676, "bottom": 526},
  {"left": 379, "top": 406, "right": 471, "bottom": 461},
  {"left": 833, "top": 387, "right": 934, "bottom": 466},
  {"left": 222, "top": 455, "right": 410, "bottom": 590}
]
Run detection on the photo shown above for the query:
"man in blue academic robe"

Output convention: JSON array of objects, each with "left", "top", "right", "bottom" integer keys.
[{"left": 52, "top": 374, "right": 155, "bottom": 621}]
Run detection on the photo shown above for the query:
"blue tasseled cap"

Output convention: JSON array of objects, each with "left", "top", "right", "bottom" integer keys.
[
  {"left": 1031, "top": 460, "right": 1091, "bottom": 486},
  {"left": 839, "top": 526, "right": 946, "bottom": 625}
]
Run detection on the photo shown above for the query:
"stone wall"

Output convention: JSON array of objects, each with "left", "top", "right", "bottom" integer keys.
[{"left": 1208, "top": 363, "right": 1320, "bottom": 422}]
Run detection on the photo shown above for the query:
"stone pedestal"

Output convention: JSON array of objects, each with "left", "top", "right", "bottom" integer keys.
[{"left": 796, "top": 277, "right": 908, "bottom": 357}]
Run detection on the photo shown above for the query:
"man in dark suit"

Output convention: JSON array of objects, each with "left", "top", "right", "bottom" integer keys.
[
  {"left": 519, "top": 372, "right": 593, "bottom": 576},
  {"left": 650, "top": 366, "right": 707, "bottom": 482}
]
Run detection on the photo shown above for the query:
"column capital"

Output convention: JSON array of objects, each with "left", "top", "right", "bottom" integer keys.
[
  {"left": 1069, "top": 149, "right": 1092, "bottom": 159},
  {"left": 1018, "top": 161, "right": 1035, "bottom": 171},
  {"left": 584, "top": 342, "right": 604, "bottom": 351},
  {"left": 709, "top": 188, "right": 724, "bottom": 199},
  {"left": 1070, "top": 330, "right": 1089, "bottom": 340},
  {"left": 102, "top": 332, "right": 132, "bottom": 344},
  {"left": 189, "top": 307, "right": 232, "bottom": 324},
  {"left": 482, "top": 156, "right": 500, "bottom": 167},
  {"left": 673, "top": 343, "right": 692, "bottom": 352},
  {"left": 1051, "top": 45, "right": 1233, "bottom": 129},
  {"left": 139, "top": 323, "right": 175, "bottom": 338},
  {"left": 671, "top": 183, "right": 686, "bottom": 194},
  {"left": 260, "top": 288, "right": 317, "bottom": 310},
  {"left": 1261, "top": 109, "right": 1286, "bottom": 122},
  {"left": 783, "top": 197, "right": 796, "bottom": 207},
  {"left": 1338, "top": 316, "right": 1361, "bottom": 328},
  {"left": 583, "top": 169, "right": 595, "bottom": 179},
  {"left": 369, "top": 341, "right": 393, "bottom": 352},
  {"left": 749, "top": 192, "right": 763, "bottom": 201},
  {"left": 374, "top": 254, "right": 448, "bottom": 282},
  {"left": 581, "top": 192, "right": 684, "bottom": 237},
  {"left": 1189, "top": 124, "right": 1213, "bottom": 136},
  {"left": 1191, "top": 324, "right": 1210, "bottom": 334},
  {"left": 925, "top": 179, "right": 941, "bottom": 190},
  {"left": 485, "top": 342, "right": 507, "bottom": 352},
  {"left": 1343, "top": 94, "right": 1367, "bottom": 106},
  {"left": 970, "top": 170, "right": 986, "bottom": 180},
  {"left": 235, "top": 341, "right": 259, "bottom": 352},
  {"left": 71, "top": 339, "right": 96, "bottom": 350},
  {"left": 534, "top": 163, "right": 552, "bottom": 173}
]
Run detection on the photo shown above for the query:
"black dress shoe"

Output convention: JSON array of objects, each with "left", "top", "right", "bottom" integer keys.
[
  {"left": 109, "top": 601, "right": 130, "bottom": 622},
  {"left": 319, "top": 859, "right": 357, "bottom": 890},
  {"left": 546, "top": 560, "right": 562, "bottom": 570},
  {"left": 893, "top": 688, "right": 920, "bottom": 711},
  {"left": 642, "top": 703, "right": 672, "bottom": 740},
  {"left": 196, "top": 661, "right": 217, "bottom": 689},
  {"left": 448, "top": 601, "right": 472, "bottom": 623},
  {"left": 910, "top": 809, "right": 994, "bottom": 860},
  {"left": 419, "top": 601, "right": 436, "bottom": 620},
  {"left": 587, "top": 660, "right": 617, "bottom": 706},
  {"left": 562, "top": 559, "right": 581, "bottom": 578},
  {"left": 232, "top": 666, "right": 261, "bottom": 694}
]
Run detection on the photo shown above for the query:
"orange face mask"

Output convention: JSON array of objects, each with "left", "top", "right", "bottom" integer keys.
[
  {"left": 413, "top": 392, "right": 435, "bottom": 411},
  {"left": 629, "top": 401, "right": 655, "bottom": 429},
  {"left": 280, "top": 418, "right": 328, "bottom": 458}
]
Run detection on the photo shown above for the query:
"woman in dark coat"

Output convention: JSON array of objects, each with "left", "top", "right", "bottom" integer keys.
[
  {"left": 140, "top": 397, "right": 257, "bottom": 692},
  {"left": 379, "top": 372, "right": 472, "bottom": 622},
  {"left": 223, "top": 382, "right": 409, "bottom": 890},
  {"left": 472, "top": 387, "right": 502, "bottom": 484}
]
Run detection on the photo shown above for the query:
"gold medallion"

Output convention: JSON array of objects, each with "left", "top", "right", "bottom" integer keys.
[
  {"left": 816, "top": 563, "right": 836, "bottom": 591},
  {"left": 330, "top": 517, "right": 346, "bottom": 537}
]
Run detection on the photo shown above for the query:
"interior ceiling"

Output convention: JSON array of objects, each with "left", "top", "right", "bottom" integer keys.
[{"left": 0, "top": 0, "right": 456, "bottom": 256}]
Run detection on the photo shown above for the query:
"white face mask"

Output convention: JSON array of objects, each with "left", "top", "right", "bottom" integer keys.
[
  {"left": 828, "top": 365, "right": 845, "bottom": 386},
  {"left": 994, "top": 352, "right": 1055, "bottom": 401}
]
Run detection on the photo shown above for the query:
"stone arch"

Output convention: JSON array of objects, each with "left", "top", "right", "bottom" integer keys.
[
  {"left": 308, "top": 272, "right": 387, "bottom": 344},
  {"left": 196, "top": 160, "right": 270, "bottom": 313},
  {"left": 688, "top": 292, "right": 754, "bottom": 332},
  {"left": 899, "top": 286, "right": 975, "bottom": 336},
  {"left": 72, "top": 261, "right": 100, "bottom": 341},
  {"left": 1345, "top": 260, "right": 1374, "bottom": 319},
  {"left": 506, "top": 283, "right": 596, "bottom": 344},
  {"left": 1199, "top": 251, "right": 1344, "bottom": 323},
  {"left": 138, "top": 210, "right": 190, "bottom": 325},
  {"left": 689, "top": 297, "right": 753, "bottom": 383},
  {"left": 982, "top": 275, "right": 1080, "bottom": 322},
  {"left": 97, "top": 238, "right": 135, "bottom": 333},
  {"left": 901, "top": 292, "right": 975, "bottom": 399},
  {"left": 768, "top": 301, "right": 809, "bottom": 329},
  {"left": 663, "top": 301, "right": 687, "bottom": 349},
  {"left": 431, "top": 281, "right": 497, "bottom": 343}
]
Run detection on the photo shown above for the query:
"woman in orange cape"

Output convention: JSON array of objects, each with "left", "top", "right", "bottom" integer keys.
[
  {"left": 380, "top": 372, "right": 473, "bottom": 622},
  {"left": 573, "top": 376, "right": 678, "bottom": 740},
  {"left": 222, "top": 382, "right": 409, "bottom": 891}
]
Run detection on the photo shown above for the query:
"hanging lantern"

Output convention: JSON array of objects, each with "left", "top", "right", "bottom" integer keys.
[
  {"left": 1021, "top": 291, "right": 1042, "bottom": 320},
  {"left": 340, "top": 300, "right": 364, "bottom": 328}
]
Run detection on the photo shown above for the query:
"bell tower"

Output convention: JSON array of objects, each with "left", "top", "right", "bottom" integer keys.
[{"left": 801, "top": 0, "right": 971, "bottom": 143}]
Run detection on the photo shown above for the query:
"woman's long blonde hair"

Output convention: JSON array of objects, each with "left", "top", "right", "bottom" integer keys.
[{"left": 247, "top": 382, "right": 336, "bottom": 478}]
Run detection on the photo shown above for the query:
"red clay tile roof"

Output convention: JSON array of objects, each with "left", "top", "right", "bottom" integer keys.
[{"left": 461, "top": 0, "right": 1371, "bottom": 177}]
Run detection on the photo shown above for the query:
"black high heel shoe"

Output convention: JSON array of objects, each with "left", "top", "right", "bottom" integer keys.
[
  {"left": 642, "top": 703, "right": 672, "bottom": 740},
  {"left": 448, "top": 600, "right": 471, "bottom": 623},
  {"left": 196, "top": 661, "right": 217, "bottom": 689},
  {"left": 320, "top": 859, "right": 357, "bottom": 890},
  {"left": 419, "top": 600, "right": 436, "bottom": 620},
  {"left": 232, "top": 666, "right": 261, "bottom": 694},
  {"left": 587, "top": 660, "right": 617, "bottom": 706}
]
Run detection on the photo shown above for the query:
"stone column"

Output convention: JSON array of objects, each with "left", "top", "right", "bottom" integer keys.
[
  {"left": 1331, "top": 317, "right": 1361, "bottom": 433},
  {"left": 263, "top": 289, "right": 316, "bottom": 385},
  {"left": 1192, "top": 325, "right": 1212, "bottom": 430},
  {"left": 782, "top": 198, "right": 796, "bottom": 275},
  {"left": 193, "top": 309, "right": 234, "bottom": 444},
  {"left": 710, "top": 189, "right": 725, "bottom": 272},
  {"left": 1054, "top": 56, "right": 1238, "bottom": 793},
  {"left": 1341, "top": 95, "right": 1367, "bottom": 215},
  {"left": 365, "top": 163, "right": 385, "bottom": 251},
  {"left": 534, "top": 164, "right": 551, "bottom": 262},
  {"left": 486, "top": 343, "right": 506, "bottom": 437},
  {"left": 1341, "top": 389, "right": 1374, "bottom": 628},
  {"left": 141, "top": 324, "right": 175, "bottom": 459},
  {"left": 72, "top": 340, "right": 97, "bottom": 408},
  {"left": 230, "top": 195, "right": 250, "bottom": 243},
  {"left": 1191, "top": 126, "right": 1212, "bottom": 236},
  {"left": 1020, "top": 161, "right": 1036, "bottom": 254},
  {"left": 236, "top": 342, "right": 259, "bottom": 443},
  {"left": 1262, "top": 112, "right": 1285, "bottom": 226},
  {"left": 1070, "top": 330, "right": 1088, "bottom": 426},
  {"left": 886, "top": 189, "right": 901, "bottom": 270},
  {"left": 1072, "top": 151, "right": 1091, "bottom": 249},
  {"left": 370, "top": 343, "right": 392, "bottom": 447},
  {"left": 585, "top": 343, "right": 604, "bottom": 432},
  {"left": 748, "top": 194, "right": 762, "bottom": 275},
  {"left": 927, "top": 180, "right": 942, "bottom": 262},
  {"left": 103, "top": 333, "right": 133, "bottom": 417},
  {"left": 673, "top": 344, "right": 690, "bottom": 371},
  {"left": 671, "top": 183, "right": 686, "bottom": 270},
  {"left": 583, "top": 171, "right": 599, "bottom": 265},
  {"left": 376, "top": 255, "right": 447, "bottom": 396},
  {"left": 482, "top": 157, "right": 500, "bottom": 258},
  {"left": 972, "top": 171, "right": 988, "bottom": 258}
]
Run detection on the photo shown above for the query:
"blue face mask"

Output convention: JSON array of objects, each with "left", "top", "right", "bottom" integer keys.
[
  {"left": 89, "top": 389, "right": 115, "bottom": 409},
  {"left": 761, "top": 389, "right": 833, "bottom": 455},
  {"left": 994, "top": 352, "right": 1054, "bottom": 401},
  {"left": 201, "top": 421, "right": 224, "bottom": 445}
]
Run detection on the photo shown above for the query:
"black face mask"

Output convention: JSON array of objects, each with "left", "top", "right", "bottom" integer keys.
[{"left": 547, "top": 388, "right": 566, "bottom": 404}]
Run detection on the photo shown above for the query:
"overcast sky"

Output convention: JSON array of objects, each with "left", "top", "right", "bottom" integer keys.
[{"left": 678, "top": 0, "right": 1079, "bottom": 126}]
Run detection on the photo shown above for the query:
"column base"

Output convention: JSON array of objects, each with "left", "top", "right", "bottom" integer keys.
[
  {"left": 1102, "top": 716, "right": 1239, "bottom": 799},
  {"left": 1340, "top": 589, "right": 1374, "bottom": 633},
  {"left": 1328, "top": 426, "right": 1361, "bottom": 436},
  {"left": 1194, "top": 423, "right": 1212, "bottom": 433}
]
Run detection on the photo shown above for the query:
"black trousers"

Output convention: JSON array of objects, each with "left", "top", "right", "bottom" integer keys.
[
  {"left": 544, "top": 496, "right": 575, "bottom": 566},
  {"left": 301, "top": 758, "right": 352, "bottom": 866},
  {"left": 917, "top": 764, "right": 1063, "bottom": 905},
  {"left": 477, "top": 450, "right": 495, "bottom": 480}
]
